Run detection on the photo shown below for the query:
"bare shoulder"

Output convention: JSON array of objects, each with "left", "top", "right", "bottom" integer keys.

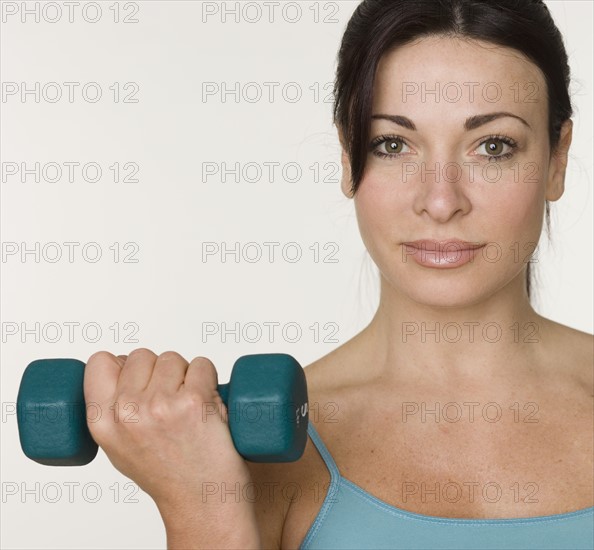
[{"left": 540, "top": 317, "right": 593, "bottom": 391}]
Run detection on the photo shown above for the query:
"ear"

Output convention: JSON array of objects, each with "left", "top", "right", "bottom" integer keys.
[
  {"left": 338, "top": 129, "right": 355, "bottom": 199},
  {"left": 545, "top": 119, "right": 573, "bottom": 202}
]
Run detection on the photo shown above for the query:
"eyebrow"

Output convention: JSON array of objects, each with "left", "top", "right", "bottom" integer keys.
[{"left": 371, "top": 112, "right": 531, "bottom": 131}]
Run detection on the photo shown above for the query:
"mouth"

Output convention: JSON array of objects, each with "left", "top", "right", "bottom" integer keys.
[
  {"left": 401, "top": 239, "right": 486, "bottom": 269},
  {"left": 402, "top": 239, "right": 485, "bottom": 252}
]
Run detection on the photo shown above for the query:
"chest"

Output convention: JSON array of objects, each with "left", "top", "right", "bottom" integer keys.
[{"left": 281, "top": 409, "right": 594, "bottom": 548}]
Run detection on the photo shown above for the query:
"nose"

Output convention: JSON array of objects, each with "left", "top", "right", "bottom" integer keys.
[{"left": 409, "top": 157, "right": 472, "bottom": 222}]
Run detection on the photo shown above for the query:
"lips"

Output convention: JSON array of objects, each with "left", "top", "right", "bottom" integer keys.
[
  {"left": 401, "top": 239, "right": 486, "bottom": 269},
  {"left": 402, "top": 239, "right": 484, "bottom": 251}
]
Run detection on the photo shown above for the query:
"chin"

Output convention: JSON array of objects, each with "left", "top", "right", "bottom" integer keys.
[
  {"left": 385, "top": 268, "right": 493, "bottom": 308},
  {"left": 409, "top": 286, "right": 487, "bottom": 309}
]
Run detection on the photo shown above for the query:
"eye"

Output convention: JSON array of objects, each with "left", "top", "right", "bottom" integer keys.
[
  {"left": 368, "top": 134, "right": 518, "bottom": 162},
  {"left": 369, "top": 134, "right": 412, "bottom": 159},
  {"left": 474, "top": 135, "right": 518, "bottom": 162}
]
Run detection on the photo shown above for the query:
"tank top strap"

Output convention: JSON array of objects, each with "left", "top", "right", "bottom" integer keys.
[
  {"left": 301, "top": 422, "right": 343, "bottom": 549},
  {"left": 306, "top": 422, "right": 340, "bottom": 482}
]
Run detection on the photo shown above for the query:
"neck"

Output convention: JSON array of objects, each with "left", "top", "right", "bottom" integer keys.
[{"left": 354, "top": 271, "right": 550, "bottom": 391}]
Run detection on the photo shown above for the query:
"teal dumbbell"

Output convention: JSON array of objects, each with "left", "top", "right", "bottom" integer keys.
[{"left": 17, "top": 353, "right": 308, "bottom": 465}]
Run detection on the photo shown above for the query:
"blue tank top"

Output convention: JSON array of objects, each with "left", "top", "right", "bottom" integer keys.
[{"left": 300, "top": 423, "right": 594, "bottom": 549}]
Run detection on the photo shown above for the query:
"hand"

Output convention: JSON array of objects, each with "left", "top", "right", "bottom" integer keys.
[{"left": 83, "top": 348, "right": 253, "bottom": 515}]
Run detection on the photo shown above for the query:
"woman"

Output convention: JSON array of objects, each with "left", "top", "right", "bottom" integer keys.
[{"left": 84, "top": 0, "right": 593, "bottom": 548}]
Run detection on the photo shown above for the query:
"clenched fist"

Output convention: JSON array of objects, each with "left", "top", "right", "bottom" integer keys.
[{"left": 83, "top": 348, "right": 260, "bottom": 548}]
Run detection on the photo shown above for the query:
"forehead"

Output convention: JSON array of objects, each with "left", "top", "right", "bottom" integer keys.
[{"left": 373, "top": 35, "right": 547, "bottom": 118}]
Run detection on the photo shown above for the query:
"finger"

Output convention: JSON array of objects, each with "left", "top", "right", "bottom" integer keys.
[
  {"left": 183, "top": 356, "right": 219, "bottom": 398},
  {"left": 83, "top": 351, "right": 122, "bottom": 408},
  {"left": 116, "top": 348, "right": 157, "bottom": 394},
  {"left": 146, "top": 351, "right": 189, "bottom": 395}
]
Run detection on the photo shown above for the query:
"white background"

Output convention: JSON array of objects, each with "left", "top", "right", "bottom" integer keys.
[{"left": 1, "top": 1, "right": 592, "bottom": 548}]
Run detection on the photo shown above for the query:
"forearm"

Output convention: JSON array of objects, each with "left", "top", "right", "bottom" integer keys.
[{"left": 160, "top": 500, "right": 261, "bottom": 550}]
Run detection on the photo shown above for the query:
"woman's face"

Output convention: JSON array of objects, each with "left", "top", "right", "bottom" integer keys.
[{"left": 341, "top": 35, "right": 572, "bottom": 307}]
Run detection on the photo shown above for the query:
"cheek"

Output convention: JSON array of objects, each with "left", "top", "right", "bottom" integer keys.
[
  {"left": 353, "top": 176, "right": 401, "bottom": 252},
  {"left": 352, "top": 176, "right": 417, "bottom": 281},
  {"left": 485, "top": 168, "right": 546, "bottom": 246}
]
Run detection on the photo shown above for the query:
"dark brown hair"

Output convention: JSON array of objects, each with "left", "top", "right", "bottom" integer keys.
[{"left": 333, "top": 0, "right": 573, "bottom": 301}]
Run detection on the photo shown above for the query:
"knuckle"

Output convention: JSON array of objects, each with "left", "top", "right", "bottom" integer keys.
[
  {"left": 192, "top": 356, "right": 215, "bottom": 370},
  {"left": 86, "top": 350, "right": 112, "bottom": 366},
  {"left": 128, "top": 347, "right": 154, "bottom": 358},
  {"left": 147, "top": 396, "right": 171, "bottom": 421},
  {"left": 158, "top": 350, "right": 184, "bottom": 362},
  {"left": 181, "top": 392, "right": 205, "bottom": 413}
]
